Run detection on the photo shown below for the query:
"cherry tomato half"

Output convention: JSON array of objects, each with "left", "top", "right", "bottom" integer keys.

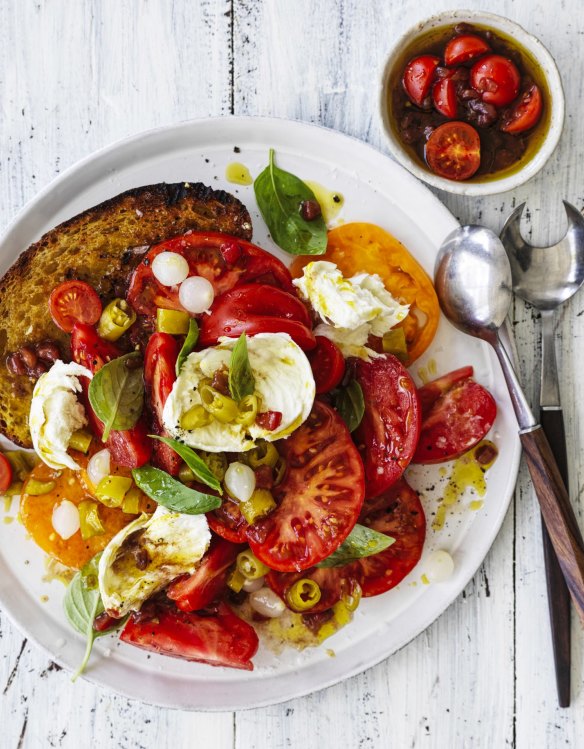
[
  {"left": 354, "top": 354, "right": 421, "bottom": 498},
  {"left": 432, "top": 78, "right": 457, "bottom": 119},
  {"left": 444, "top": 34, "right": 491, "bottom": 66},
  {"left": 355, "top": 478, "right": 426, "bottom": 596},
  {"left": 247, "top": 401, "right": 365, "bottom": 572},
  {"left": 500, "top": 84, "right": 543, "bottom": 134},
  {"left": 127, "top": 232, "right": 294, "bottom": 317},
  {"left": 425, "top": 121, "right": 481, "bottom": 181},
  {"left": 144, "top": 333, "right": 181, "bottom": 476},
  {"left": 166, "top": 537, "right": 243, "bottom": 612},
  {"left": 307, "top": 336, "right": 345, "bottom": 394},
  {"left": 0, "top": 454, "right": 13, "bottom": 493},
  {"left": 208, "top": 498, "right": 250, "bottom": 543},
  {"left": 49, "top": 280, "right": 102, "bottom": 333},
  {"left": 412, "top": 367, "right": 497, "bottom": 464},
  {"left": 121, "top": 600, "right": 259, "bottom": 671},
  {"left": 470, "top": 54, "right": 520, "bottom": 107},
  {"left": 199, "top": 283, "right": 316, "bottom": 351},
  {"left": 402, "top": 55, "right": 440, "bottom": 107}
]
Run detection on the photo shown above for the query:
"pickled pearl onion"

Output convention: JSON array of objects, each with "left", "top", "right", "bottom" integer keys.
[
  {"left": 249, "top": 587, "right": 286, "bottom": 618},
  {"left": 224, "top": 461, "right": 256, "bottom": 503},
  {"left": 52, "top": 500, "right": 80, "bottom": 540},
  {"left": 152, "top": 252, "right": 190, "bottom": 286},
  {"left": 425, "top": 550, "right": 455, "bottom": 583},
  {"left": 178, "top": 276, "right": 215, "bottom": 314},
  {"left": 87, "top": 448, "right": 111, "bottom": 487}
]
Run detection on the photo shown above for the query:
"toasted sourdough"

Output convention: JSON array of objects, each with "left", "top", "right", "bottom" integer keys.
[{"left": 0, "top": 182, "right": 253, "bottom": 447}]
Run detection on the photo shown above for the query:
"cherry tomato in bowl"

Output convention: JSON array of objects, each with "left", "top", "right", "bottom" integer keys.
[
  {"left": 501, "top": 84, "right": 543, "bottom": 133},
  {"left": 402, "top": 55, "right": 440, "bottom": 107},
  {"left": 444, "top": 34, "right": 491, "bottom": 66},
  {"left": 307, "top": 336, "right": 345, "bottom": 394},
  {"left": 470, "top": 54, "right": 520, "bottom": 107},
  {"left": 425, "top": 122, "right": 481, "bottom": 181},
  {"left": 49, "top": 280, "right": 102, "bottom": 333},
  {"left": 432, "top": 78, "right": 457, "bottom": 119}
]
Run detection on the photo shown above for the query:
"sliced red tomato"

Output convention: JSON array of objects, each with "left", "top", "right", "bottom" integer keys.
[
  {"left": 354, "top": 354, "right": 421, "bottom": 498},
  {"left": 356, "top": 478, "right": 426, "bottom": 596},
  {"left": 425, "top": 121, "right": 481, "bottom": 181},
  {"left": 432, "top": 78, "right": 457, "bottom": 119},
  {"left": 120, "top": 600, "right": 259, "bottom": 671},
  {"left": 266, "top": 566, "right": 360, "bottom": 614},
  {"left": 166, "top": 537, "right": 243, "bottom": 612},
  {"left": 500, "top": 84, "right": 543, "bottom": 134},
  {"left": 127, "top": 232, "right": 294, "bottom": 316},
  {"left": 49, "top": 281, "right": 102, "bottom": 333},
  {"left": 470, "top": 54, "right": 520, "bottom": 107},
  {"left": 0, "top": 454, "right": 13, "bottom": 493},
  {"left": 444, "top": 34, "right": 491, "bottom": 66},
  {"left": 307, "top": 336, "right": 345, "bottom": 394},
  {"left": 208, "top": 499, "right": 250, "bottom": 543},
  {"left": 413, "top": 368, "right": 497, "bottom": 464},
  {"left": 402, "top": 55, "right": 440, "bottom": 107},
  {"left": 144, "top": 333, "right": 181, "bottom": 476},
  {"left": 199, "top": 284, "right": 316, "bottom": 351},
  {"left": 247, "top": 401, "right": 365, "bottom": 572},
  {"left": 71, "top": 323, "right": 152, "bottom": 469}
]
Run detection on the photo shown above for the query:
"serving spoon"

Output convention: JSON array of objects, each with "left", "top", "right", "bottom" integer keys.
[{"left": 435, "top": 225, "right": 584, "bottom": 624}]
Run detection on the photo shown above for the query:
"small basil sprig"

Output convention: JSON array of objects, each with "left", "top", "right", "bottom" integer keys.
[
  {"left": 150, "top": 435, "right": 222, "bottom": 494},
  {"left": 316, "top": 524, "right": 394, "bottom": 568},
  {"left": 254, "top": 148, "right": 327, "bottom": 255},
  {"left": 229, "top": 333, "right": 255, "bottom": 401},
  {"left": 88, "top": 352, "right": 144, "bottom": 441},
  {"left": 132, "top": 465, "right": 221, "bottom": 514},
  {"left": 335, "top": 380, "right": 365, "bottom": 433},
  {"left": 63, "top": 553, "right": 125, "bottom": 681},
  {"left": 176, "top": 318, "right": 199, "bottom": 375}
]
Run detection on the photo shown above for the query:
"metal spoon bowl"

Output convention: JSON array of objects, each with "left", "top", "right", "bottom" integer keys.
[{"left": 435, "top": 225, "right": 584, "bottom": 625}]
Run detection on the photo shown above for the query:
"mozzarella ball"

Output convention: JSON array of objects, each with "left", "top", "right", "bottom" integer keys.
[
  {"left": 224, "top": 462, "right": 256, "bottom": 503},
  {"left": 179, "top": 276, "right": 215, "bottom": 314},
  {"left": 152, "top": 252, "right": 190, "bottom": 286},
  {"left": 52, "top": 500, "right": 80, "bottom": 540}
]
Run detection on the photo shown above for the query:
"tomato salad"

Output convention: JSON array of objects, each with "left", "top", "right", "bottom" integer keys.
[{"left": 6, "top": 171, "right": 499, "bottom": 675}]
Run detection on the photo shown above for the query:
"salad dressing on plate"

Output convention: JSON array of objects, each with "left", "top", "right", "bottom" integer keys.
[{"left": 225, "top": 162, "right": 253, "bottom": 185}]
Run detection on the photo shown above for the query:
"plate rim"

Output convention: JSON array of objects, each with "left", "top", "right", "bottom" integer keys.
[{"left": 0, "top": 115, "right": 521, "bottom": 710}]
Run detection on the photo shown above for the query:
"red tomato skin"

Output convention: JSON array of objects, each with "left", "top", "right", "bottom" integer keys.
[
  {"left": 49, "top": 281, "right": 102, "bottom": 333},
  {"left": 402, "top": 55, "right": 441, "bottom": 106},
  {"left": 255, "top": 411, "right": 283, "bottom": 431},
  {"left": 144, "top": 333, "right": 181, "bottom": 476},
  {"left": 500, "top": 84, "right": 543, "bottom": 133},
  {"left": 247, "top": 401, "right": 365, "bottom": 572},
  {"left": 417, "top": 366, "right": 473, "bottom": 413},
  {"left": 208, "top": 500, "right": 250, "bottom": 543},
  {"left": 307, "top": 336, "right": 345, "bottom": 394},
  {"left": 120, "top": 601, "right": 259, "bottom": 671},
  {"left": 166, "top": 537, "right": 244, "bottom": 612},
  {"left": 70, "top": 323, "right": 152, "bottom": 468},
  {"left": 356, "top": 478, "right": 426, "bottom": 596},
  {"left": 470, "top": 54, "right": 520, "bottom": 107},
  {"left": 266, "top": 566, "right": 360, "bottom": 614},
  {"left": 444, "top": 34, "right": 491, "bottom": 66},
  {"left": 432, "top": 78, "right": 458, "bottom": 119},
  {"left": 127, "top": 232, "right": 294, "bottom": 316},
  {"left": 354, "top": 354, "right": 421, "bottom": 498},
  {"left": 199, "top": 284, "right": 316, "bottom": 351},
  {"left": 413, "top": 372, "right": 497, "bottom": 464},
  {"left": 0, "top": 454, "right": 13, "bottom": 493}
]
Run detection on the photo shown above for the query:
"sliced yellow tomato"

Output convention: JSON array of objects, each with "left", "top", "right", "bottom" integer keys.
[
  {"left": 291, "top": 223, "right": 439, "bottom": 365},
  {"left": 20, "top": 453, "right": 154, "bottom": 570}
]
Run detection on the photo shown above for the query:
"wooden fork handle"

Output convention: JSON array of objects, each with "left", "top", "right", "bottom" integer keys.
[{"left": 521, "top": 426, "right": 584, "bottom": 625}]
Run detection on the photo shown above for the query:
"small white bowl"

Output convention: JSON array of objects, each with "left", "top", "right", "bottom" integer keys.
[{"left": 379, "top": 10, "right": 565, "bottom": 196}]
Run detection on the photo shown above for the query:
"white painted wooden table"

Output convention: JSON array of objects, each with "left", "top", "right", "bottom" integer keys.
[{"left": 1, "top": 1, "right": 583, "bottom": 747}]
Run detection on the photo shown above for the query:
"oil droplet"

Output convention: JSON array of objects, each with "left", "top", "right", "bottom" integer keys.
[
  {"left": 470, "top": 500, "right": 484, "bottom": 511},
  {"left": 40, "top": 594, "right": 49, "bottom": 603},
  {"left": 427, "top": 358, "right": 438, "bottom": 377},
  {"left": 421, "top": 573, "right": 430, "bottom": 585},
  {"left": 417, "top": 366, "right": 429, "bottom": 384},
  {"left": 432, "top": 440, "right": 498, "bottom": 531},
  {"left": 225, "top": 162, "right": 253, "bottom": 185},
  {"left": 4, "top": 496, "right": 12, "bottom": 512},
  {"left": 3, "top": 516, "right": 14, "bottom": 524},
  {"left": 303, "top": 181, "right": 344, "bottom": 224}
]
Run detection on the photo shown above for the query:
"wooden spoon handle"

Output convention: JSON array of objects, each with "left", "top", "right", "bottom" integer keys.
[{"left": 521, "top": 426, "right": 584, "bottom": 624}]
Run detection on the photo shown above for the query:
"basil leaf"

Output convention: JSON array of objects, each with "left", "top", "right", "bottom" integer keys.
[
  {"left": 88, "top": 352, "right": 144, "bottom": 441},
  {"left": 254, "top": 148, "right": 327, "bottom": 255},
  {"left": 176, "top": 318, "right": 199, "bottom": 375},
  {"left": 63, "top": 552, "right": 124, "bottom": 681},
  {"left": 132, "top": 465, "right": 221, "bottom": 514},
  {"left": 149, "top": 435, "right": 222, "bottom": 494},
  {"left": 335, "top": 380, "right": 365, "bottom": 433},
  {"left": 316, "top": 524, "right": 394, "bottom": 568},
  {"left": 229, "top": 333, "right": 255, "bottom": 401}
]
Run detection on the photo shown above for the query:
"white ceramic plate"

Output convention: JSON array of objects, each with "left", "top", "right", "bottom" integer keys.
[{"left": 0, "top": 117, "right": 521, "bottom": 710}]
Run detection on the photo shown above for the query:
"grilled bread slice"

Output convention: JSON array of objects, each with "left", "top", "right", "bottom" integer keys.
[{"left": 0, "top": 182, "right": 253, "bottom": 448}]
